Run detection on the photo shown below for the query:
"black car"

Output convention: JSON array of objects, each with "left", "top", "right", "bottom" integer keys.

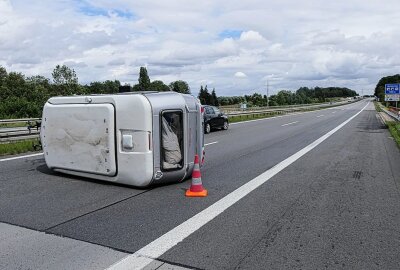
[{"left": 203, "top": 105, "right": 229, "bottom": 134}]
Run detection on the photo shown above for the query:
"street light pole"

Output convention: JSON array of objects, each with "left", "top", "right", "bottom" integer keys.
[{"left": 267, "top": 80, "right": 269, "bottom": 108}]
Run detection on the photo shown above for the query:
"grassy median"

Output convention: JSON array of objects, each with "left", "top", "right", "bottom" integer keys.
[
  {"left": 0, "top": 122, "right": 29, "bottom": 128},
  {"left": 227, "top": 102, "right": 351, "bottom": 123},
  {"left": 0, "top": 139, "right": 40, "bottom": 156},
  {"left": 229, "top": 112, "right": 281, "bottom": 123}
]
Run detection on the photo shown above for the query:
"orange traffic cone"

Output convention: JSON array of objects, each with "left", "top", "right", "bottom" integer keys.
[{"left": 186, "top": 154, "right": 208, "bottom": 197}]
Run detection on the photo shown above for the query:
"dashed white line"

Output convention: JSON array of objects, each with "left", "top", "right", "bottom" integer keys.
[
  {"left": 205, "top": 141, "right": 218, "bottom": 146},
  {"left": 0, "top": 152, "right": 43, "bottom": 162},
  {"left": 317, "top": 115, "right": 324, "bottom": 118},
  {"left": 332, "top": 111, "right": 336, "bottom": 114},
  {"left": 281, "top": 121, "right": 299, "bottom": 127},
  {"left": 106, "top": 103, "right": 370, "bottom": 270}
]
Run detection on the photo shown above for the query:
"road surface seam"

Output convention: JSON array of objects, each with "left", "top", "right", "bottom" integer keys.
[
  {"left": 155, "top": 258, "right": 202, "bottom": 270},
  {"left": 105, "top": 102, "right": 369, "bottom": 270},
  {"left": 44, "top": 189, "right": 153, "bottom": 232}
]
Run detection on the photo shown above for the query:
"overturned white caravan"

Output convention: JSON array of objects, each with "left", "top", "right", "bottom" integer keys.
[{"left": 40, "top": 91, "right": 204, "bottom": 187}]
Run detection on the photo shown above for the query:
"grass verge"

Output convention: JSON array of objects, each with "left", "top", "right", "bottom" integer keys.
[
  {"left": 373, "top": 101, "right": 382, "bottom": 112},
  {"left": 0, "top": 122, "right": 28, "bottom": 128},
  {"left": 229, "top": 112, "right": 280, "bottom": 123},
  {"left": 0, "top": 139, "right": 41, "bottom": 156},
  {"left": 387, "top": 121, "right": 400, "bottom": 148}
]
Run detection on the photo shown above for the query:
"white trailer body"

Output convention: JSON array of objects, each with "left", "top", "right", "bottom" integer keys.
[{"left": 40, "top": 92, "right": 204, "bottom": 187}]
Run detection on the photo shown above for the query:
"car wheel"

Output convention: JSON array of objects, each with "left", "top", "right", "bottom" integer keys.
[
  {"left": 223, "top": 121, "right": 229, "bottom": 130},
  {"left": 205, "top": 123, "right": 211, "bottom": 134}
]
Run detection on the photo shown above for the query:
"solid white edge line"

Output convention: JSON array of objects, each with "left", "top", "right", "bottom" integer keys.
[
  {"left": 106, "top": 101, "right": 370, "bottom": 270},
  {"left": 281, "top": 121, "right": 299, "bottom": 127},
  {"left": 0, "top": 152, "right": 43, "bottom": 162},
  {"left": 204, "top": 141, "right": 218, "bottom": 146}
]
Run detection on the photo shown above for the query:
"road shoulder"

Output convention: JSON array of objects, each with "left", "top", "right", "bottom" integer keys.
[{"left": 0, "top": 222, "right": 128, "bottom": 270}]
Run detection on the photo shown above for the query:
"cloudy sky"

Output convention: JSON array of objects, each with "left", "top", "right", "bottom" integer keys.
[{"left": 1, "top": 0, "right": 399, "bottom": 96}]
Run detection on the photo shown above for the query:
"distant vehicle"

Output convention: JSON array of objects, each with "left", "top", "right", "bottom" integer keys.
[{"left": 203, "top": 105, "right": 229, "bottom": 134}]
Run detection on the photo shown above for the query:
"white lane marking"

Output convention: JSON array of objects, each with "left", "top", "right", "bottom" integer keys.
[
  {"left": 0, "top": 153, "right": 43, "bottom": 162},
  {"left": 106, "top": 102, "right": 370, "bottom": 270},
  {"left": 230, "top": 101, "right": 363, "bottom": 126},
  {"left": 281, "top": 121, "right": 299, "bottom": 127},
  {"left": 332, "top": 111, "right": 336, "bottom": 114},
  {"left": 204, "top": 141, "right": 218, "bottom": 146},
  {"left": 229, "top": 112, "right": 303, "bottom": 125},
  {"left": 317, "top": 115, "right": 324, "bottom": 118}
]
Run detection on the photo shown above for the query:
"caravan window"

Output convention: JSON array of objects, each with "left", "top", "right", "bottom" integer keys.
[{"left": 161, "top": 111, "right": 184, "bottom": 171}]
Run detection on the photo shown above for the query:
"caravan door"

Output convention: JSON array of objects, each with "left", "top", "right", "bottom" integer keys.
[{"left": 42, "top": 103, "right": 117, "bottom": 176}]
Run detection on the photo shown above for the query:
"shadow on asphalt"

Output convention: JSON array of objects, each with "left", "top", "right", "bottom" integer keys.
[
  {"left": 35, "top": 163, "right": 189, "bottom": 191},
  {"left": 35, "top": 164, "right": 151, "bottom": 190}
]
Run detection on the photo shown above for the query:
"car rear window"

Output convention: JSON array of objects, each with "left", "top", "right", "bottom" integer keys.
[{"left": 206, "top": 107, "right": 214, "bottom": 114}]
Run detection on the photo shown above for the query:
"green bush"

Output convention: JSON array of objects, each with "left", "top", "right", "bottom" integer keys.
[{"left": 387, "top": 122, "right": 400, "bottom": 148}]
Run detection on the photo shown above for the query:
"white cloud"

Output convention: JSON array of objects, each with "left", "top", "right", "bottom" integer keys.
[
  {"left": 1, "top": 0, "right": 400, "bottom": 95},
  {"left": 234, "top": 71, "right": 247, "bottom": 78},
  {"left": 239, "top": 30, "right": 265, "bottom": 42}
]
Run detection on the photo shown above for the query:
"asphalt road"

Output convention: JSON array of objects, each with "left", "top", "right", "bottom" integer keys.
[{"left": 1, "top": 99, "right": 399, "bottom": 270}]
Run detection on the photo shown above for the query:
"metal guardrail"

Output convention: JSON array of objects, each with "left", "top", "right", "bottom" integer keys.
[
  {"left": 0, "top": 119, "right": 41, "bottom": 143},
  {"left": 220, "top": 99, "right": 357, "bottom": 112},
  {"left": 225, "top": 100, "right": 354, "bottom": 118},
  {"left": 221, "top": 103, "right": 327, "bottom": 112}
]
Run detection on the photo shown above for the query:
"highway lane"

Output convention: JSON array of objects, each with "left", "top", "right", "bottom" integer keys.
[
  {"left": 159, "top": 101, "right": 400, "bottom": 269},
  {"left": 1, "top": 99, "right": 399, "bottom": 269}
]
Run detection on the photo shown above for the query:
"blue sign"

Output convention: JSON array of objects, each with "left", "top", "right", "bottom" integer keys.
[{"left": 385, "top": 84, "right": 400, "bottom": 94}]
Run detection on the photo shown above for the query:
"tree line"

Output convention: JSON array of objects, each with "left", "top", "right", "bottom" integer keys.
[
  {"left": 219, "top": 87, "right": 357, "bottom": 107},
  {"left": 0, "top": 63, "right": 358, "bottom": 119},
  {"left": 0, "top": 65, "right": 195, "bottom": 118},
  {"left": 374, "top": 74, "right": 400, "bottom": 106}
]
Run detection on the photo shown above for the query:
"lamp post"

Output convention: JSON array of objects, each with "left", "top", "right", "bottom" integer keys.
[{"left": 266, "top": 80, "right": 269, "bottom": 108}]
